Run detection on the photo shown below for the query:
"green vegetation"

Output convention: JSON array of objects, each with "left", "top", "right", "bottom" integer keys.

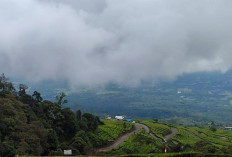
[
  {"left": 106, "top": 130, "right": 163, "bottom": 155},
  {"left": 185, "top": 128, "right": 227, "bottom": 146},
  {"left": 101, "top": 120, "right": 232, "bottom": 156},
  {"left": 142, "top": 121, "right": 171, "bottom": 138},
  {"left": 171, "top": 126, "right": 200, "bottom": 146},
  {"left": 95, "top": 120, "right": 134, "bottom": 146},
  {"left": 3, "top": 73, "right": 232, "bottom": 156},
  {"left": 168, "top": 125, "right": 232, "bottom": 154},
  {"left": 0, "top": 74, "right": 101, "bottom": 156}
]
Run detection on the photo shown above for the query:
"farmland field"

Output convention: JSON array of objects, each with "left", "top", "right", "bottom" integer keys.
[
  {"left": 105, "top": 130, "right": 163, "bottom": 155},
  {"left": 141, "top": 120, "right": 171, "bottom": 138},
  {"left": 95, "top": 120, "right": 134, "bottom": 146}
]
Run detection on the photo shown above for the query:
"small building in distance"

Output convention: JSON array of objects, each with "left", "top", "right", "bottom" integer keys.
[
  {"left": 115, "top": 116, "right": 124, "bottom": 120},
  {"left": 225, "top": 127, "right": 232, "bottom": 131}
]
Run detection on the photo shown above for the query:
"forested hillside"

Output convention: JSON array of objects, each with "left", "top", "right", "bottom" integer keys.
[{"left": 0, "top": 74, "right": 102, "bottom": 156}]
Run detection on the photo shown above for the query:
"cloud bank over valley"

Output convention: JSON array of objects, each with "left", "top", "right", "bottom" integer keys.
[{"left": 1, "top": 0, "right": 232, "bottom": 86}]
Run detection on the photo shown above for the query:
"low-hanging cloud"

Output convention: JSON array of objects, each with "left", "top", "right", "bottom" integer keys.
[{"left": 1, "top": 0, "right": 232, "bottom": 86}]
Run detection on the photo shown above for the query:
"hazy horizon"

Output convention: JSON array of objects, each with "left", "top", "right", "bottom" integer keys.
[{"left": 1, "top": 0, "right": 232, "bottom": 87}]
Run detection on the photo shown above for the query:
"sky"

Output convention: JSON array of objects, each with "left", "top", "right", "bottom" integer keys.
[{"left": 0, "top": 0, "right": 232, "bottom": 86}]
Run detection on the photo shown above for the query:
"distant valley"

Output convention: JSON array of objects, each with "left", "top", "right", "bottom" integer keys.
[{"left": 13, "top": 70, "right": 232, "bottom": 125}]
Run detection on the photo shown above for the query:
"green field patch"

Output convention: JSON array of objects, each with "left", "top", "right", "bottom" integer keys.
[
  {"left": 95, "top": 120, "right": 134, "bottom": 146},
  {"left": 171, "top": 126, "right": 200, "bottom": 146},
  {"left": 142, "top": 121, "right": 171, "bottom": 138},
  {"left": 106, "top": 130, "right": 163, "bottom": 155},
  {"left": 185, "top": 127, "right": 232, "bottom": 147}
]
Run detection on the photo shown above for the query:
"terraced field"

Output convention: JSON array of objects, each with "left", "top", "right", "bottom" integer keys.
[
  {"left": 185, "top": 127, "right": 232, "bottom": 146},
  {"left": 95, "top": 120, "right": 134, "bottom": 145},
  {"left": 99, "top": 120, "right": 232, "bottom": 155},
  {"left": 141, "top": 121, "right": 171, "bottom": 138},
  {"left": 171, "top": 126, "right": 201, "bottom": 146},
  {"left": 167, "top": 125, "right": 232, "bottom": 155},
  {"left": 106, "top": 130, "right": 163, "bottom": 155}
]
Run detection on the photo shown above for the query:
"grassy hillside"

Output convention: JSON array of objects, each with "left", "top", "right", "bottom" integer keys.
[
  {"left": 17, "top": 119, "right": 232, "bottom": 156},
  {"left": 142, "top": 120, "right": 171, "bottom": 138},
  {"left": 171, "top": 126, "right": 200, "bottom": 146},
  {"left": 100, "top": 120, "right": 232, "bottom": 156},
  {"left": 106, "top": 130, "right": 163, "bottom": 155}
]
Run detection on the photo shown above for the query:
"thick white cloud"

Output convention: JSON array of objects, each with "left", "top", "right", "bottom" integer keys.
[{"left": 0, "top": 0, "right": 232, "bottom": 86}]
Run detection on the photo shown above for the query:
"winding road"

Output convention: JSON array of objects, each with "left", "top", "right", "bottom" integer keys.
[
  {"left": 164, "top": 127, "right": 178, "bottom": 141},
  {"left": 96, "top": 123, "right": 178, "bottom": 152}
]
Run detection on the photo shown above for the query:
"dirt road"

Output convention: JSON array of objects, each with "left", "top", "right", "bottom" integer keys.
[
  {"left": 97, "top": 123, "right": 144, "bottom": 152},
  {"left": 138, "top": 123, "right": 164, "bottom": 142},
  {"left": 164, "top": 127, "right": 178, "bottom": 141},
  {"left": 96, "top": 123, "right": 178, "bottom": 152}
]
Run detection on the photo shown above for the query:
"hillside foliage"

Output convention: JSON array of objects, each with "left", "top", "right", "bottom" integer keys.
[{"left": 0, "top": 74, "right": 101, "bottom": 156}]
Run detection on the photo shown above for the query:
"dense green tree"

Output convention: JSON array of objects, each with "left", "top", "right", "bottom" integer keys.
[
  {"left": 77, "top": 118, "right": 88, "bottom": 131},
  {"left": 0, "top": 75, "right": 101, "bottom": 156},
  {"left": 71, "top": 131, "right": 91, "bottom": 155},
  {"left": 82, "top": 113, "right": 99, "bottom": 131},
  {"left": 0, "top": 140, "right": 16, "bottom": 157},
  {"left": 17, "top": 139, "right": 30, "bottom": 155},
  {"left": 61, "top": 108, "right": 77, "bottom": 139},
  {"left": 46, "top": 129, "right": 59, "bottom": 152}
]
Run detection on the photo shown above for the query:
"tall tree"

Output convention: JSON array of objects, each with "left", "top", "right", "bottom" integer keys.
[
  {"left": 18, "top": 84, "right": 28, "bottom": 97},
  {"left": 32, "top": 91, "right": 43, "bottom": 103},
  {"left": 76, "top": 110, "right": 82, "bottom": 120},
  {"left": 55, "top": 92, "right": 68, "bottom": 108},
  {"left": 0, "top": 73, "right": 7, "bottom": 84}
]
